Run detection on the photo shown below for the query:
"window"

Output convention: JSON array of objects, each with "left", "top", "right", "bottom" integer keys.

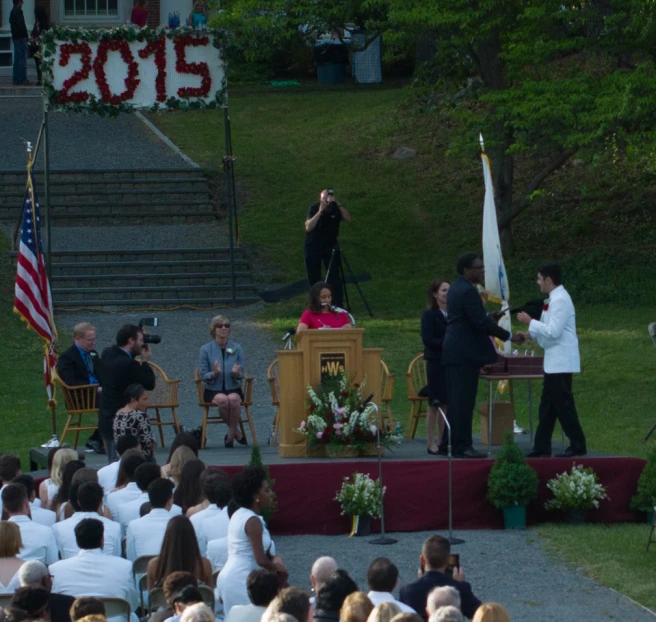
[{"left": 64, "top": 0, "right": 119, "bottom": 18}]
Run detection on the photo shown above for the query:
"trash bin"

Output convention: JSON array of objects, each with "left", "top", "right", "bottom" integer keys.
[{"left": 313, "top": 42, "right": 349, "bottom": 84}]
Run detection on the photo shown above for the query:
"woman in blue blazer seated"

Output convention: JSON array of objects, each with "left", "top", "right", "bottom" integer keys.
[{"left": 199, "top": 315, "right": 247, "bottom": 448}]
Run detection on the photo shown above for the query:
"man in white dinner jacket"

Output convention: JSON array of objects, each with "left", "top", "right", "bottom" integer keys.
[
  {"left": 116, "top": 462, "right": 166, "bottom": 537},
  {"left": 53, "top": 482, "right": 122, "bottom": 559},
  {"left": 105, "top": 454, "right": 146, "bottom": 520},
  {"left": 126, "top": 478, "right": 177, "bottom": 562},
  {"left": 190, "top": 475, "right": 230, "bottom": 552},
  {"left": 1, "top": 484, "right": 58, "bottom": 565},
  {"left": 12, "top": 475, "right": 56, "bottom": 527},
  {"left": 50, "top": 518, "right": 138, "bottom": 622},
  {"left": 97, "top": 434, "right": 140, "bottom": 495},
  {"left": 518, "top": 262, "right": 587, "bottom": 458}
]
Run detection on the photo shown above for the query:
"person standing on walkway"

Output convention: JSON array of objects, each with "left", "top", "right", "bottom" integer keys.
[
  {"left": 29, "top": 6, "right": 49, "bottom": 86},
  {"left": 10, "top": 0, "right": 30, "bottom": 86},
  {"left": 304, "top": 188, "right": 352, "bottom": 308},
  {"left": 439, "top": 253, "right": 523, "bottom": 458},
  {"left": 518, "top": 262, "right": 587, "bottom": 458}
]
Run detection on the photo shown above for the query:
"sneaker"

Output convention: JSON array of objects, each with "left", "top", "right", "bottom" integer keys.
[{"left": 514, "top": 421, "right": 528, "bottom": 434}]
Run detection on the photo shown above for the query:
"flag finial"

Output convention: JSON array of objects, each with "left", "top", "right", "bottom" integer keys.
[{"left": 479, "top": 133, "right": 485, "bottom": 152}]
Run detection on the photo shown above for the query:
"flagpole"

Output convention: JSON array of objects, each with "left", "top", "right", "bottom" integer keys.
[{"left": 43, "top": 103, "right": 53, "bottom": 285}]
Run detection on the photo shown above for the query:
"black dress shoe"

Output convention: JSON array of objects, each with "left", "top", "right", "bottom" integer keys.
[
  {"left": 460, "top": 447, "right": 487, "bottom": 459},
  {"left": 427, "top": 448, "right": 440, "bottom": 456},
  {"left": 555, "top": 447, "right": 587, "bottom": 458},
  {"left": 526, "top": 450, "right": 551, "bottom": 458},
  {"left": 224, "top": 434, "right": 234, "bottom": 448},
  {"left": 236, "top": 435, "right": 248, "bottom": 446}
]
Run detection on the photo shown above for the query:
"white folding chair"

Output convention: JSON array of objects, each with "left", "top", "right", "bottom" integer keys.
[{"left": 99, "top": 597, "right": 131, "bottom": 620}]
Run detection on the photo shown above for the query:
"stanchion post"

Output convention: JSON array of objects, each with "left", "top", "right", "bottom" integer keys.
[{"left": 43, "top": 104, "right": 52, "bottom": 284}]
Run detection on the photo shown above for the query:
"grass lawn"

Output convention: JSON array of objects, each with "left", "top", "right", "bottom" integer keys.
[{"left": 537, "top": 523, "right": 656, "bottom": 611}]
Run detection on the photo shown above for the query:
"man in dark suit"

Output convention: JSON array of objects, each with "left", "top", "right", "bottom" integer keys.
[
  {"left": 440, "top": 253, "right": 523, "bottom": 458},
  {"left": 56, "top": 322, "right": 105, "bottom": 453},
  {"left": 399, "top": 535, "right": 481, "bottom": 620},
  {"left": 99, "top": 324, "right": 155, "bottom": 463}
]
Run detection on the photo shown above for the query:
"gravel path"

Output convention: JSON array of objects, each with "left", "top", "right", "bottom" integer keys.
[
  {"left": 0, "top": 98, "right": 192, "bottom": 170},
  {"left": 55, "top": 305, "right": 280, "bottom": 447},
  {"left": 275, "top": 530, "right": 655, "bottom": 622}
]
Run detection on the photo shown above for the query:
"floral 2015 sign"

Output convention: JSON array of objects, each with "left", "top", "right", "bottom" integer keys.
[{"left": 42, "top": 27, "right": 227, "bottom": 115}]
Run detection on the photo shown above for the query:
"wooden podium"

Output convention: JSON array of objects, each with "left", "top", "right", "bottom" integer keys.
[{"left": 277, "top": 328, "right": 382, "bottom": 458}]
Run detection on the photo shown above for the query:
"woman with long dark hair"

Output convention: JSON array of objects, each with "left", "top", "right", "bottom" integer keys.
[
  {"left": 296, "top": 281, "right": 351, "bottom": 333},
  {"left": 29, "top": 6, "right": 49, "bottom": 85},
  {"left": 146, "top": 515, "right": 212, "bottom": 589},
  {"left": 217, "top": 466, "right": 286, "bottom": 616},
  {"left": 51, "top": 460, "right": 85, "bottom": 520},
  {"left": 113, "top": 383, "right": 156, "bottom": 461},
  {"left": 172, "top": 459, "right": 206, "bottom": 514},
  {"left": 421, "top": 278, "right": 450, "bottom": 455}
]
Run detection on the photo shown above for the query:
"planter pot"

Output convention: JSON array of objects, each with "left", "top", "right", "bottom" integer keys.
[
  {"left": 306, "top": 445, "right": 326, "bottom": 458},
  {"left": 502, "top": 505, "right": 526, "bottom": 529},
  {"left": 647, "top": 510, "right": 654, "bottom": 525},
  {"left": 359, "top": 443, "right": 385, "bottom": 457},
  {"left": 563, "top": 509, "right": 588, "bottom": 525},
  {"left": 349, "top": 515, "right": 372, "bottom": 537},
  {"left": 326, "top": 445, "right": 359, "bottom": 459}
]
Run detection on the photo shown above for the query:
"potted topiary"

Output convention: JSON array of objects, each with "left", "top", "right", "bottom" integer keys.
[
  {"left": 631, "top": 449, "right": 656, "bottom": 523},
  {"left": 487, "top": 431, "right": 539, "bottom": 529}
]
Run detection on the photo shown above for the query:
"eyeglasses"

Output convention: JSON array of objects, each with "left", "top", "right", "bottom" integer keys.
[{"left": 216, "top": 324, "right": 231, "bottom": 328}]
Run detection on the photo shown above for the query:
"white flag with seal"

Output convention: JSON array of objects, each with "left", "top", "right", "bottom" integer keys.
[{"left": 480, "top": 136, "right": 511, "bottom": 354}]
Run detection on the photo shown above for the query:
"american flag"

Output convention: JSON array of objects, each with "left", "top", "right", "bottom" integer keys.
[{"left": 13, "top": 171, "right": 58, "bottom": 406}]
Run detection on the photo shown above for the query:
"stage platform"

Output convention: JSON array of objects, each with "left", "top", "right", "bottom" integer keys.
[{"left": 29, "top": 435, "right": 644, "bottom": 536}]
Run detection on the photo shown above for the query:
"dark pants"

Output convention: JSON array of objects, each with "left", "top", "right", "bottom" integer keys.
[
  {"left": 304, "top": 244, "right": 343, "bottom": 308},
  {"left": 533, "top": 373, "right": 587, "bottom": 454},
  {"left": 440, "top": 365, "right": 480, "bottom": 454},
  {"left": 12, "top": 38, "right": 28, "bottom": 84}
]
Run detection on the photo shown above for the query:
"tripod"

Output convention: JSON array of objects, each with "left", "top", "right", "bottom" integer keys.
[{"left": 325, "top": 244, "right": 373, "bottom": 317}]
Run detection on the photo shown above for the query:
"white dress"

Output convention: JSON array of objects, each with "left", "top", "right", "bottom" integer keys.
[
  {"left": 0, "top": 568, "right": 22, "bottom": 595},
  {"left": 43, "top": 478, "right": 59, "bottom": 504},
  {"left": 216, "top": 508, "right": 274, "bottom": 617}
]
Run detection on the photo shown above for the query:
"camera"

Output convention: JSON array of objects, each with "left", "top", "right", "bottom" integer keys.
[{"left": 139, "top": 317, "right": 162, "bottom": 344}]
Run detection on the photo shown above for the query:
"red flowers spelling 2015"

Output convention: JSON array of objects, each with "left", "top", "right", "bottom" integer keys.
[
  {"left": 173, "top": 34, "right": 211, "bottom": 98},
  {"left": 93, "top": 40, "right": 140, "bottom": 105}
]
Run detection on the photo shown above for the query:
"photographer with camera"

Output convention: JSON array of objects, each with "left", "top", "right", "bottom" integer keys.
[
  {"left": 304, "top": 188, "right": 352, "bottom": 308},
  {"left": 99, "top": 324, "right": 156, "bottom": 463}
]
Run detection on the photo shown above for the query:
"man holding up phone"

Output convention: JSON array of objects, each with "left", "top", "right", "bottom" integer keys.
[{"left": 399, "top": 535, "right": 481, "bottom": 620}]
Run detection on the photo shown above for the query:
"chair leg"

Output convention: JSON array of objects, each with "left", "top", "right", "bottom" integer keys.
[
  {"left": 272, "top": 410, "right": 280, "bottom": 447},
  {"left": 385, "top": 403, "right": 394, "bottom": 430},
  {"left": 406, "top": 403, "right": 416, "bottom": 440},
  {"left": 73, "top": 414, "right": 82, "bottom": 449},
  {"left": 201, "top": 407, "right": 209, "bottom": 450},
  {"left": 245, "top": 406, "right": 257, "bottom": 445},
  {"left": 61, "top": 415, "right": 73, "bottom": 447},
  {"left": 412, "top": 403, "right": 423, "bottom": 439},
  {"left": 155, "top": 408, "right": 165, "bottom": 447},
  {"left": 171, "top": 407, "right": 181, "bottom": 435}
]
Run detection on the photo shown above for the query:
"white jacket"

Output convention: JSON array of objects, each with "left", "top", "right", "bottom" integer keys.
[{"left": 528, "top": 285, "right": 580, "bottom": 374}]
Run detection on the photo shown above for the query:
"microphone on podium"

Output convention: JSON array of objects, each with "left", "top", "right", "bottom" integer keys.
[{"left": 357, "top": 393, "right": 375, "bottom": 413}]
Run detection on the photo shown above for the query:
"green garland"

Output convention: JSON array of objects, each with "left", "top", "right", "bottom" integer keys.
[{"left": 41, "top": 26, "right": 229, "bottom": 117}]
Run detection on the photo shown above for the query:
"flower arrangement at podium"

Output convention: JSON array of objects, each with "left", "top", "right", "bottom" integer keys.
[{"left": 295, "top": 372, "right": 402, "bottom": 457}]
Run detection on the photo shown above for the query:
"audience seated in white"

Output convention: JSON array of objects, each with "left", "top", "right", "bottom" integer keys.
[
  {"left": 0, "top": 454, "right": 22, "bottom": 517},
  {"left": 17, "top": 560, "right": 77, "bottom": 622},
  {"left": 39, "top": 448, "right": 78, "bottom": 509},
  {"left": 50, "top": 518, "right": 138, "bottom": 622},
  {"left": 225, "top": 569, "right": 279, "bottom": 622},
  {"left": 262, "top": 587, "right": 311, "bottom": 622},
  {"left": 206, "top": 537, "right": 228, "bottom": 574},
  {"left": 98, "top": 435, "right": 141, "bottom": 495},
  {"left": 308, "top": 557, "right": 338, "bottom": 608},
  {"left": 0, "top": 522, "right": 25, "bottom": 594},
  {"left": 367, "top": 558, "right": 416, "bottom": 614},
  {"left": 116, "top": 463, "right": 164, "bottom": 537},
  {"left": 105, "top": 454, "right": 147, "bottom": 520},
  {"left": 426, "top": 587, "right": 461, "bottom": 616},
  {"left": 12, "top": 475, "right": 56, "bottom": 528},
  {"left": 1, "top": 484, "right": 57, "bottom": 565},
  {"left": 148, "top": 571, "right": 200, "bottom": 622},
  {"left": 53, "top": 482, "right": 121, "bottom": 559},
  {"left": 51, "top": 459, "right": 86, "bottom": 522},
  {"left": 126, "top": 478, "right": 177, "bottom": 562},
  {"left": 191, "top": 477, "right": 231, "bottom": 553}
]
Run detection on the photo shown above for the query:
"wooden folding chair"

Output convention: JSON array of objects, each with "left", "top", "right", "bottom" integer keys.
[
  {"left": 145, "top": 362, "right": 181, "bottom": 447},
  {"left": 194, "top": 367, "right": 258, "bottom": 448},
  {"left": 380, "top": 359, "right": 396, "bottom": 429},
  {"left": 53, "top": 371, "right": 99, "bottom": 448},
  {"left": 267, "top": 358, "right": 280, "bottom": 446},
  {"left": 405, "top": 354, "right": 427, "bottom": 440}
]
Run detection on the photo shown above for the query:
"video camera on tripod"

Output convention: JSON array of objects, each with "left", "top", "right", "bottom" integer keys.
[{"left": 138, "top": 317, "right": 162, "bottom": 344}]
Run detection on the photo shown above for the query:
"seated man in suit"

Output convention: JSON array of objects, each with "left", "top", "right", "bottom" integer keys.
[
  {"left": 53, "top": 482, "right": 121, "bottom": 559},
  {"left": 1, "top": 484, "right": 58, "bottom": 565},
  {"left": 399, "top": 536, "right": 481, "bottom": 620},
  {"left": 99, "top": 324, "right": 156, "bottom": 463},
  {"left": 50, "top": 518, "right": 138, "bottom": 622},
  {"left": 56, "top": 322, "right": 105, "bottom": 454},
  {"left": 126, "top": 478, "right": 177, "bottom": 562},
  {"left": 440, "top": 253, "right": 523, "bottom": 458},
  {"left": 12, "top": 474, "right": 56, "bottom": 527},
  {"left": 17, "top": 561, "right": 76, "bottom": 622}
]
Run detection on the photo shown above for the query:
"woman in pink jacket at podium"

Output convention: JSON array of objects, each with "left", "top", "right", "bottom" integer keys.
[{"left": 297, "top": 281, "right": 351, "bottom": 332}]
